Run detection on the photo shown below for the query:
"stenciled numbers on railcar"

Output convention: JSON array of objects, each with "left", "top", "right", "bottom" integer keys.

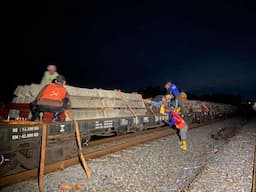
[
  {"left": 120, "top": 119, "right": 129, "bottom": 126},
  {"left": 11, "top": 126, "right": 40, "bottom": 140},
  {"left": 143, "top": 117, "right": 149, "bottom": 123},
  {"left": 95, "top": 120, "right": 113, "bottom": 129},
  {"left": 59, "top": 124, "right": 65, "bottom": 133}
]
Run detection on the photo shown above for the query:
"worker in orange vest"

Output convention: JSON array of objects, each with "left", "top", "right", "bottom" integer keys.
[
  {"left": 160, "top": 105, "right": 188, "bottom": 151},
  {"left": 30, "top": 75, "right": 71, "bottom": 121}
]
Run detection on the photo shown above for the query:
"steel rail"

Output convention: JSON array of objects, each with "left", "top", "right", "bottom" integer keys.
[{"left": 0, "top": 120, "right": 221, "bottom": 188}]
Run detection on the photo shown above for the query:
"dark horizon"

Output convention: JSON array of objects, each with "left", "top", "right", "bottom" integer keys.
[{"left": 6, "top": 1, "right": 256, "bottom": 103}]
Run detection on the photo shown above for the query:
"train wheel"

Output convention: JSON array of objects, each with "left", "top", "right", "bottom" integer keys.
[
  {"left": 0, "top": 154, "right": 18, "bottom": 176},
  {"left": 16, "top": 141, "right": 40, "bottom": 170},
  {"left": 116, "top": 126, "right": 127, "bottom": 136},
  {"left": 137, "top": 123, "right": 144, "bottom": 131}
]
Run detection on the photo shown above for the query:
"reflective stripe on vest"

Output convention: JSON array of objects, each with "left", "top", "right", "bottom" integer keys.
[{"left": 40, "top": 83, "right": 66, "bottom": 101}]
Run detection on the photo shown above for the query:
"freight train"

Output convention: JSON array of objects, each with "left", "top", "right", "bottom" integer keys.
[{"left": 0, "top": 84, "right": 238, "bottom": 177}]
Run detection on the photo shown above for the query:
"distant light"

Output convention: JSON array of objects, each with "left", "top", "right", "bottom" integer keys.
[{"left": 248, "top": 101, "right": 251, "bottom": 105}]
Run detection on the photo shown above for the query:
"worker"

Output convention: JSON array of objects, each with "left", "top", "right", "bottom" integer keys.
[
  {"left": 30, "top": 75, "right": 71, "bottom": 122},
  {"left": 164, "top": 81, "right": 186, "bottom": 113},
  {"left": 144, "top": 94, "right": 173, "bottom": 108},
  {"left": 161, "top": 105, "right": 188, "bottom": 151},
  {"left": 40, "top": 64, "right": 59, "bottom": 86}
]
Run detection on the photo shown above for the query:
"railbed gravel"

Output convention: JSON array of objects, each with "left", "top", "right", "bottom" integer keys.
[
  {"left": 2, "top": 117, "right": 255, "bottom": 192},
  {"left": 185, "top": 118, "right": 256, "bottom": 192}
]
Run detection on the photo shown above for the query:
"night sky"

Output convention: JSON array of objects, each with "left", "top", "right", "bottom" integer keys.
[{"left": 6, "top": 1, "right": 256, "bottom": 102}]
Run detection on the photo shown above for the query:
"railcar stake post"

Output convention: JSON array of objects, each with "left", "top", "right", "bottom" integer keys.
[
  {"left": 65, "top": 110, "right": 91, "bottom": 179},
  {"left": 39, "top": 123, "right": 47, "bottom": 192}
]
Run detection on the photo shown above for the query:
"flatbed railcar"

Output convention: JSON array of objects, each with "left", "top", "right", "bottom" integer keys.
[
  {"left": 0, "top": 107, "right": 166, "bottom": 176},
  {"left": 0, "top": 103, "right": 236, "bottom": 177},
  {"left": 0, "top": 83, "right": 238, "bottom": 177}
]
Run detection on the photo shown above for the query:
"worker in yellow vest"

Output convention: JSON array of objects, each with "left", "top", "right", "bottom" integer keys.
[{"left": 40, "top": 64, "right": 59, "bottom": 86}]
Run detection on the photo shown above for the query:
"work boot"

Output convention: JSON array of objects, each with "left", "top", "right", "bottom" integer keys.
[
  {"left": 180, "top": 140, "right": 187, "bottom": 151},
  {"left": 30, "top": 109, "right": 40, "bottom": 121},
  {"left": 29, "top": 102, "right": 39, "bottom": 121},
  {"left": 175, "top": 107, "right": 181, "bottom": 113}
]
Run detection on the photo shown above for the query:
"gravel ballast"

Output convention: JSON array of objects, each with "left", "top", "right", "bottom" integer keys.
[
  {"left": 187, "top": 118, "right": 256, "bottom": 192},
  {"left": 1, "top": 117, "right": 255, "bottom": 192}
]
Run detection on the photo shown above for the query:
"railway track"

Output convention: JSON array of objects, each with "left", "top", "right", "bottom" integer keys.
[
  {"left": 0, "top": 119, "right": 222, "bottom": 188},
  {"left": 177, "top": 118, "right": 256, "bottom": 192},
  {"left": 88, "top": 126, "right": 169, "bottom": 147}
]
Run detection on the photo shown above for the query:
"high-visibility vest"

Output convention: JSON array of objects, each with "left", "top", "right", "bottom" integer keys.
[
  {"left": 40, "top": 83, "right": 67, "bottom": 101},
  {"left": 172, "top": 112, "right": 186, "bottom": 129}
]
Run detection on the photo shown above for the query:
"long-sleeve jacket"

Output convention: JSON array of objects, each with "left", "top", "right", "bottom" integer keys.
[
  {"left": 168, "top": 84, "right": 180, "bottom": 97},
  {"left": 40, "top": 71, "right": 59, "bottom": 86}
]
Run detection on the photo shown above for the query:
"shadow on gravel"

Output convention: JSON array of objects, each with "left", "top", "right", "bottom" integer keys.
[{"left": 210, "top": 124, "right": 241, "bottom": 141}]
